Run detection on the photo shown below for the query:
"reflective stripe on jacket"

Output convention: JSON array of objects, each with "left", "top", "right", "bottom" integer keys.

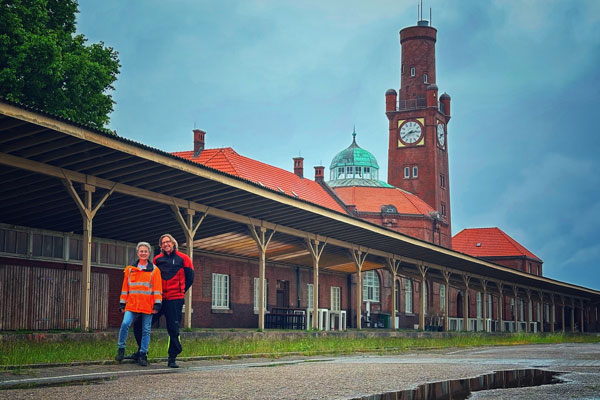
[{"left": 120, "top": 262, "right": 163, "bottom": 314}]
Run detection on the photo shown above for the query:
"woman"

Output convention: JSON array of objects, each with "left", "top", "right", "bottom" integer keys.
[{"left": 115, "top": 242, "right": 162, "bottom": 366}]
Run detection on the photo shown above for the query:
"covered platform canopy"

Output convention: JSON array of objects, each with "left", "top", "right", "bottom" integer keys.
[{"left": 1, "top": 99, "right": 599, "bottom": 331}]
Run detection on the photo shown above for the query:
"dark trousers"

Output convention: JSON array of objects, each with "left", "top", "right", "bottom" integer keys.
[{"left": 134, "top": 298, "right": 184, "bottom": 358}]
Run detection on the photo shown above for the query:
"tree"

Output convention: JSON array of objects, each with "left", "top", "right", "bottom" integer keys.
[{"left": 0, "top": 0, "right": 120, "bottom": 130}]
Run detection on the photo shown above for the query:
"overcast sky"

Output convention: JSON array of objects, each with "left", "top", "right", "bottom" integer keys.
[{"left": 77, "top": 0, "right": 600, "bottom": 290}]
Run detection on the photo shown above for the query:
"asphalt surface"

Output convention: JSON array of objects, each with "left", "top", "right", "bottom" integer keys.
[{"left": 1, "top": 343, "right": 599, "bottom": 399}]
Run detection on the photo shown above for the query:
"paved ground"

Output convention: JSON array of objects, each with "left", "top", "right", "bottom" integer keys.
[{"left": 1, "top": 343, "right": 599, "bottom": 399}]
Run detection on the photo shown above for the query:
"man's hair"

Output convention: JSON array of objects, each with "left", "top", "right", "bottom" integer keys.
[{"left": 159, "top": 233, "right": 178, "bottom": 250}]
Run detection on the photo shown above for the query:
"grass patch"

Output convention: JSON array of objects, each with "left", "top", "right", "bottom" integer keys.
[{"left": 1, "top": 331, "right": 598, "bottom": 367}]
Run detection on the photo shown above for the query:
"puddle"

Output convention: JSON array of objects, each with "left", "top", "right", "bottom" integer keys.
[{"left": 352, "top": 368, "right": 564, "bottom": 400}]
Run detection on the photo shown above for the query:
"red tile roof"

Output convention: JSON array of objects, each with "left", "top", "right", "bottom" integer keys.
[
  {"left": 172, "top": 148, "right": 347, "bottom": 214},
  {"left": 452, "top": 227, "right": 542, "bottom": 261},
  {"left": 332, "top": 186, "right": 435, "bottom": 215}
]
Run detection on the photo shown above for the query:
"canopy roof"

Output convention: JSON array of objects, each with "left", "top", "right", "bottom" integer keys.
[{"left": 0, "top": 99, "right": 597, "bottom": 302}]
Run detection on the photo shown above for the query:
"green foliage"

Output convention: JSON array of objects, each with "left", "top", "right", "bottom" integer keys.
[{"left": 0, "top": 0, "right": 120, "bottom": 129}]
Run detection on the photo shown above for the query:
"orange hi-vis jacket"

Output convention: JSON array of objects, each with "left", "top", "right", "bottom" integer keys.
[{"left": 120, "top": 262, "right": 163, "bottom": 314}]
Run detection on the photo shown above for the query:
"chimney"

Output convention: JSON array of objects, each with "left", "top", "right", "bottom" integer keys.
[
  {"left": 293, "top": 157, "right": 304, "bottom": 178},
  {"left": 193, "top": 129, "right": 206, "bottom": 157},
  {"left": 314, "top": 166, "right": 324, "bottom": 183}
]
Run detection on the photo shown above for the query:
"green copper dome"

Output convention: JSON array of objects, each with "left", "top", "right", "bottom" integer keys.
[
  {"left": 328, "top": 129, "right": 392, "bottom": 188},
  {"left": 329, "top": 131, "right": 379, "bottom": 170}
]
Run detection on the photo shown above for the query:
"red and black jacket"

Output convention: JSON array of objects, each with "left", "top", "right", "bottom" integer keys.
[{"left": 153, "top": 250, "right": 194, "bottom": 300}]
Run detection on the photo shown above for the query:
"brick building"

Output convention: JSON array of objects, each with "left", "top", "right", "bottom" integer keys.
[{"left": 1, "top": 17, "right": 598, "bottom": 333}]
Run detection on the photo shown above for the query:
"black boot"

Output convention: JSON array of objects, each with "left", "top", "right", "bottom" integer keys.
[
  {"left": 138, "top": 352, "right": 148, "bottom": 367},
  {"left": 168, "top": 357, "right": 179, "bottom": 368},
  {"left": 115, "top": 348, "right": 125, "bottom": 362},
  {"left": 124, "top": 350, "right": 140, "bottom": 361}
]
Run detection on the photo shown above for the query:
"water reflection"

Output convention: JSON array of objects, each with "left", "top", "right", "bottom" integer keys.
[{"left": 353, "top": 368, "right": 563, "bottom": 400}]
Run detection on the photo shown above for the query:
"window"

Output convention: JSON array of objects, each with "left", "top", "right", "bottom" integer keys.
[
  {"left": 410, "top": 67, "right": 416, "bottom": 77},
  {"left": 401, "top": 64, "right": 405, "bottom": 74},
  {"left": 510, "top": 298, "right": 515, "bottom": 318},
  {"left": 364, "top": 167, "right": 370, "bottom": 179},
  {"left": 476, "top": 292, "right": 482, "bottom": 319},
  {"left": 519, "top": 299, "right": 524, "bottom": 320},
  {"left": 488, "top": 294, "right": 493, "bottom": 318},
  {"left": 254, "top": 277, "right": 267, "bottom": 312},
  {"left": 440, "top": 284, "right": 446, "bottom": 311},
  {"left": 405, "top": 279, "right": 413, "bottom": 313},
  {"left": 441, "top": 203, "right": 446, "bottom": 216},
  {"left": 545, "top": 303, "right": 550, "bottom": 322},
  {"left": 0, "top": 229, "right": 28, "bottom": 255},
  {"left": 404, "top": 166, "right": 410, "bottom": 179},
  {"left": 440, "top": 174, "right": 445, "bottom": 188},
  {"left": 338, "top": 167, "right": 344, "bottom": 179},
  {"left": 331, "top": 287, "right": 341, "bottom": 312},
  {"left": 423, "top": 73, "right": 428, "bottom": 83},
  {"left": 528, "top": 263, "right": 532, "bottom": 274},
  {"left": 346, "top": 166, "right": 353, "bottom": 177},
  {"left": 528, "top": 300, "right": 533, "bottom": 322},
  {"left": 32, "top": 233, "right": 63, "bottom": 259},
  {"left": 363, "top": 270, "right": 380, "bottom": 302},
  {"left": 212, "top": 273, "right": 229, "bottom": 309},
  {"left": 355, "top": 167, "right": 362, "bottom": 177},
  {"left": 412, "top": 166, "right": 418, "bottom": 178},
  {"left": 536, "top": 302, "right": 541, "bottom": 323},
  {"left": 307, "top": 283, "right": 314, "bottom": 309}
]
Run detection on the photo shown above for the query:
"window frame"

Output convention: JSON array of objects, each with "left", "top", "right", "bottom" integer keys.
[
  {"left": 363, "top": 270, "right": 380, "bottom": 302},
  {"left": 212, "top": 273, "right": 230, "bottom": 310},
  {"left": 405, "top": 279, "right": 413, "bottom": 313}
]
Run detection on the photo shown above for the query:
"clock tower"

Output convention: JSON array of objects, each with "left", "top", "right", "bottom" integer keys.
[{"left": 385, "top": 19, "right": 452, "bottom": 247}]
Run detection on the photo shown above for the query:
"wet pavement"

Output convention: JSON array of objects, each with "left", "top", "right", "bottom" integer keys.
[{"left": 1, "top": 343, "right": 599, "bottom": 399}]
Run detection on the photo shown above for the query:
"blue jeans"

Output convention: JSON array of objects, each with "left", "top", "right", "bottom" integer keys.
[{"left": 118, "top": 311, "right": 152, "bottom": 354}]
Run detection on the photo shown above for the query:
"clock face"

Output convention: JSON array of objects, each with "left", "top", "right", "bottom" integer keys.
[
  {"left": 399, "top": 121, "right": 422, "bottom": 144},
  {"left": 437, "top": 123, "right": 445, "bottom": 147}
]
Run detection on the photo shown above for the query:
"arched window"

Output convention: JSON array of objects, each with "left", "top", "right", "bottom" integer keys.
[
  {"left": 363, "top": 270, "right": 380, "bottom": 302},
  {"left": 405, "top": 279, "right": 412, "bottom": 313}
]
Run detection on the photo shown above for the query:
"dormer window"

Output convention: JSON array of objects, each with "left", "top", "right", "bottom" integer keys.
[{"left": 381, "top": 205, "right": 398, "bottom": 214}]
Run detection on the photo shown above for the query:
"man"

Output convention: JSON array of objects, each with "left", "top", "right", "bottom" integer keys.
[{"left": 126, "top": 233, "right": 194, "bottom": 368}]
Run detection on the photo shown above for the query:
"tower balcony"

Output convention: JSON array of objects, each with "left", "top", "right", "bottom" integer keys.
[{"left": 394, "top": 97, "right": 448, "bottom": 115}]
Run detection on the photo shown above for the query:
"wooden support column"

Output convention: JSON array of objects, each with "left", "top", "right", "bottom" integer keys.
[
  {"left": 306, "top": 237, "right": 327, "bottom": 329},
  {"left": 351, "top": 247, "right": 368, "bottom": 330},
  {"left": 443, "top": 271, "right": 451, "bottom": 332},
  {"left": 417, "top": 264, "right": 429, "bottom": 331},
  {"left": 462, "top": 275, "right": 471, "bottom": 332},
  {"left": 386, "top": 257, "right": 402, "bottom": 330},
  {"left": 248, "top": 223, "right": 276, "bottom": 330},
  {"left": 63, "top": 177, "right": 116, "bottom": 331},
  {"left": 481, "top": 279, "right": 488, "bottom": 332},
  {"left": 525, "top": 289, "right": 532, "bottom": 333},
  {"left": 580, "top": 299, "right": 585, "bottom": 333},
  {"left": 512, "top": 285, "right": 519, "bottom": 332},
  {"left": 538, "top": 291, "right": 544, "bottom": 333},
  {"left": 497, "top": 281, "right": 504, "bottom": 332},
  {"left": 171, "top": 205, "right": 207, "bottom": 328},
  {"left": 571, "top": 298, "right": 576, "bottom": 333},
  {"left": 551, "top": 295, "right": 555, "bottom": 333},
  {"left": 561, "top": 296, "right": 566, "bottom": 333}
]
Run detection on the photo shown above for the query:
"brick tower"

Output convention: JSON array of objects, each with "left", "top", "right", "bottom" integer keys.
[{"left": 385, "top": 18, "right": 452, "bottom": 247}]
